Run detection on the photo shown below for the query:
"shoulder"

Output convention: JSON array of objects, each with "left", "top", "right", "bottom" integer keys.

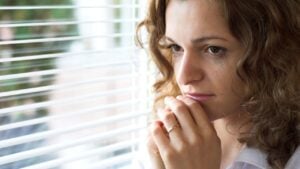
[
  {"left": 285, "top": 146, "right": 300, "bottom": 169},
  {"left": 229, "top": 146, "right": 270, "bottom": 169},
  {"left": 230, "top": 145, "right": 300, "bottom": 169}
]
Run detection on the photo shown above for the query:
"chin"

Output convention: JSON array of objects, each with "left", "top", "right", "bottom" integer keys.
[
  {"left": 208, "top": 114, "right": 224, "bottom": 122},
  {"left": 204, "top": 106, "right": 229, "bottom": 122},
  {"left": 200, "top": 105, "right": 220, "bottom": 121}
]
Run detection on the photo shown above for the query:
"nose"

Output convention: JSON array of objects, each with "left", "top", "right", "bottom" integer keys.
[{"left": 176, "top": 51, "right": 205, "bottom": 85}]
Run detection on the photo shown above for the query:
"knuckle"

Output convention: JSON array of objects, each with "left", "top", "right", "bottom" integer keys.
[
  {"left": 164, "top": 149, "right": 176, "bottom": 161},
  {"left": 151, "top": 125, "right": 161, "bottom": 136},
  {"left": 176, "top": 142, "right": 188, "bottom": 154},
  {"left": 190, "top": 134, "right": 204, "bottom": 147},
  {"left": 176, "top": 108, "right": 186, "bottom": 116},
  {"left": 173, "top": 102, "right": 186, "bottom": 113},
  {"left": 187, "top": 101, "right": 199, "bottom": 109},
  {"left": 163, "top": 113, "right": 174, "bottom": 123}
]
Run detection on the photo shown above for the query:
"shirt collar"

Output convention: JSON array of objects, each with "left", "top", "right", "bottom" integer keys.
[{"left": 233, "top": 146, "right": 270, "bottom": 169}]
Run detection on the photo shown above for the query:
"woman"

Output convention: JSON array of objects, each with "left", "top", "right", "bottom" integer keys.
[{"left": 136, "top": 0, "right": 300, "bottom": 169}]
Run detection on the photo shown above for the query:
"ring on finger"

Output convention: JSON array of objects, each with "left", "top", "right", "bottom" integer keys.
[{"left": 167, "top": 123, "right": 180, "bottom": 133}]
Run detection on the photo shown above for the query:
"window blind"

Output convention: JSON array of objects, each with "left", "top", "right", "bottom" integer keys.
[{"left": 0, "top": 0, "right": 150, "bottom": 169}]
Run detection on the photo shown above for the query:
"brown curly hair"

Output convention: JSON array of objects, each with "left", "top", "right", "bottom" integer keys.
[{"left": 136, "top": 0, "right": 300, "bottom": 168}]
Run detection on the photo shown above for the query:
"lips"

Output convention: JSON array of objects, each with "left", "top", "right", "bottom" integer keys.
[{"left": 185, "top": 93, "right": 215, "bottom": 102}]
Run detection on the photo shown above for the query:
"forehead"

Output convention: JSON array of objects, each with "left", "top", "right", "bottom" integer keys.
[{"left": 165, "top": 0, "right": 233, "bottom": 43}]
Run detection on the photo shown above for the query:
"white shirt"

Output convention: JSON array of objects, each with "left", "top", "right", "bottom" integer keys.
[
  {"left": 132, "top": 144, "right": 300, "bottom": 169},
  {"left": 228, "top": 146, "right": 300, "bottom": 169}
]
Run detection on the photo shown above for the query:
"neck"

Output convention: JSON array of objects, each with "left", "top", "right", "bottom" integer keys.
[{"left": 213, "top": 113, "right": 250, "bottom": 169}]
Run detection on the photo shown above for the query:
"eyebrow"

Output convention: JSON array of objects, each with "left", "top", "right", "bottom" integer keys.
[{"left": 164, "top": 36, "right": 228, "bottom": 44}]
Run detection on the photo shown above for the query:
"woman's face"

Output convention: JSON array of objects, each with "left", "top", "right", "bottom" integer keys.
[{"left": 165, "top": 0, "right": 246, "bottom": 120}]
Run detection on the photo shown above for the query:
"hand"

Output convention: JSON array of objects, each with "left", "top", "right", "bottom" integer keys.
[
  {"left": 147, "top": 121, "right": 166, "bottom": 169},
  {"left": 149, "top": 95, "right": 221, "bottom": 169}
]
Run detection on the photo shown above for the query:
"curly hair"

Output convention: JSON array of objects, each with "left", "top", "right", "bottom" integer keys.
[{"left": 136, "top": 0, "right": 300, "bottom": 168}]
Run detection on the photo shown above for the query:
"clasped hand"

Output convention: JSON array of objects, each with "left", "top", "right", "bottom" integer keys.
[{"left": 147, "top": 96, "right": 221, "bottom": 169}]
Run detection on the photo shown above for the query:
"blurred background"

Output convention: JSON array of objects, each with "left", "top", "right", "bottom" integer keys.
[{"left": 0, "top": 0, "right": 150, "bottom": 168}]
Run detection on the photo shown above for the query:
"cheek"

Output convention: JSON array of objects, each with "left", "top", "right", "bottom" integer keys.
[
  {"left": 173, "top": 61, "right": 181, "bottom": 81},
  {"left": 213, "top": 67, "right": 245, "bottom": 98},
  {"left": 231, "top": 73, "right": 247, "bottom": 97},
  {"left": 173, "top": 62, "right": 179, "bottom": 74}
]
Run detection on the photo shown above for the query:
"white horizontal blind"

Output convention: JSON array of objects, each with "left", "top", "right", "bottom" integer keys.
[{"left": 0, "top": 0, "right": 149, "bottom": 169}]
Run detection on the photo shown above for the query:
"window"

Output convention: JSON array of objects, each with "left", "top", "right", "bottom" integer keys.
[{"left": 0, "top": 0, "right": 149, "bottom": 168}]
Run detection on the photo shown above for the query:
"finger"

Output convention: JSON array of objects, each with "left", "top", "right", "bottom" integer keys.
[
  {"left": 176, "top": 96, "right": 212, "bottom": 131},
  {"left": 150, "top": 121, "right": 171, "bottom": 153},
  {"left": 157, "top": 108, "right": 182, "bottom": 140},
  {"left": 147, "top": 133, "right": 165, "bottom": 169},
  {"left": 164, "top": 96, "right": 198, "bottom": 134}
]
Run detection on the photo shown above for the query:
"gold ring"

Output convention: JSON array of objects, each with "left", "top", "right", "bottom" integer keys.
[{"left": 167, "top": 124, "right": 179, "bottom": 133}]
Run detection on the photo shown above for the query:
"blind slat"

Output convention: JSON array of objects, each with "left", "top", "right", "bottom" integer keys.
[
  {"left": 0, "top": 74, "right": 137, "bottom": 98},
  {"left": 0, "top": 61, "right": 133, "bottom": 81},
  {"left": 0, "top": 111, "right": 148, "bottom": 149},
  {"left": 0, "top": 126, "right": 145, "bottom": 166},
  {"left": 0, "top": 87, "right": 134, "bottom": 115},
  {"left": 87, "top": 153, "right": 135, "bottom": 169},
  {"left": 0, "top": 5, "right": 140, "bottom": 10},
  {"left": 22, "top": 139, "right": 140, "bottom": 169},
  {"left": 0, "top": 47, "right": 137, "bottom": 63},
  {"left": 0, "top": 33, "right": 134, "bottom": 45},
  {"left": 0, "top": 99, "right": 144, "bottom": 131},
  {"left": 0, "top": 19, "right": 139, "bottom": 28}
]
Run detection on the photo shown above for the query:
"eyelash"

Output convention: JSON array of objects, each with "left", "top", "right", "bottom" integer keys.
[
  {"left": 166, "top": 44, "right": 183, "bottom": 54},
  {"left": 206, "top": 46, "right": 227, "bottom": 57},
  {"left": 166, "top": 44, "right": 227, "bottom": 57}
]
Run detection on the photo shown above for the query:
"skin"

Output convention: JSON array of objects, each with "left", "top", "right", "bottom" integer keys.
[{"left": 147, "top": 0, "right": 250, "bottom": 169}]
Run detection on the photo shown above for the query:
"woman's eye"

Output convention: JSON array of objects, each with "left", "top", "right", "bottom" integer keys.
[
  {"left": 168, "top": 44, "right": 183, "bottom": 54},
  {"left": 207, "top": 46, "right": 226, "bottom": 57}
]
